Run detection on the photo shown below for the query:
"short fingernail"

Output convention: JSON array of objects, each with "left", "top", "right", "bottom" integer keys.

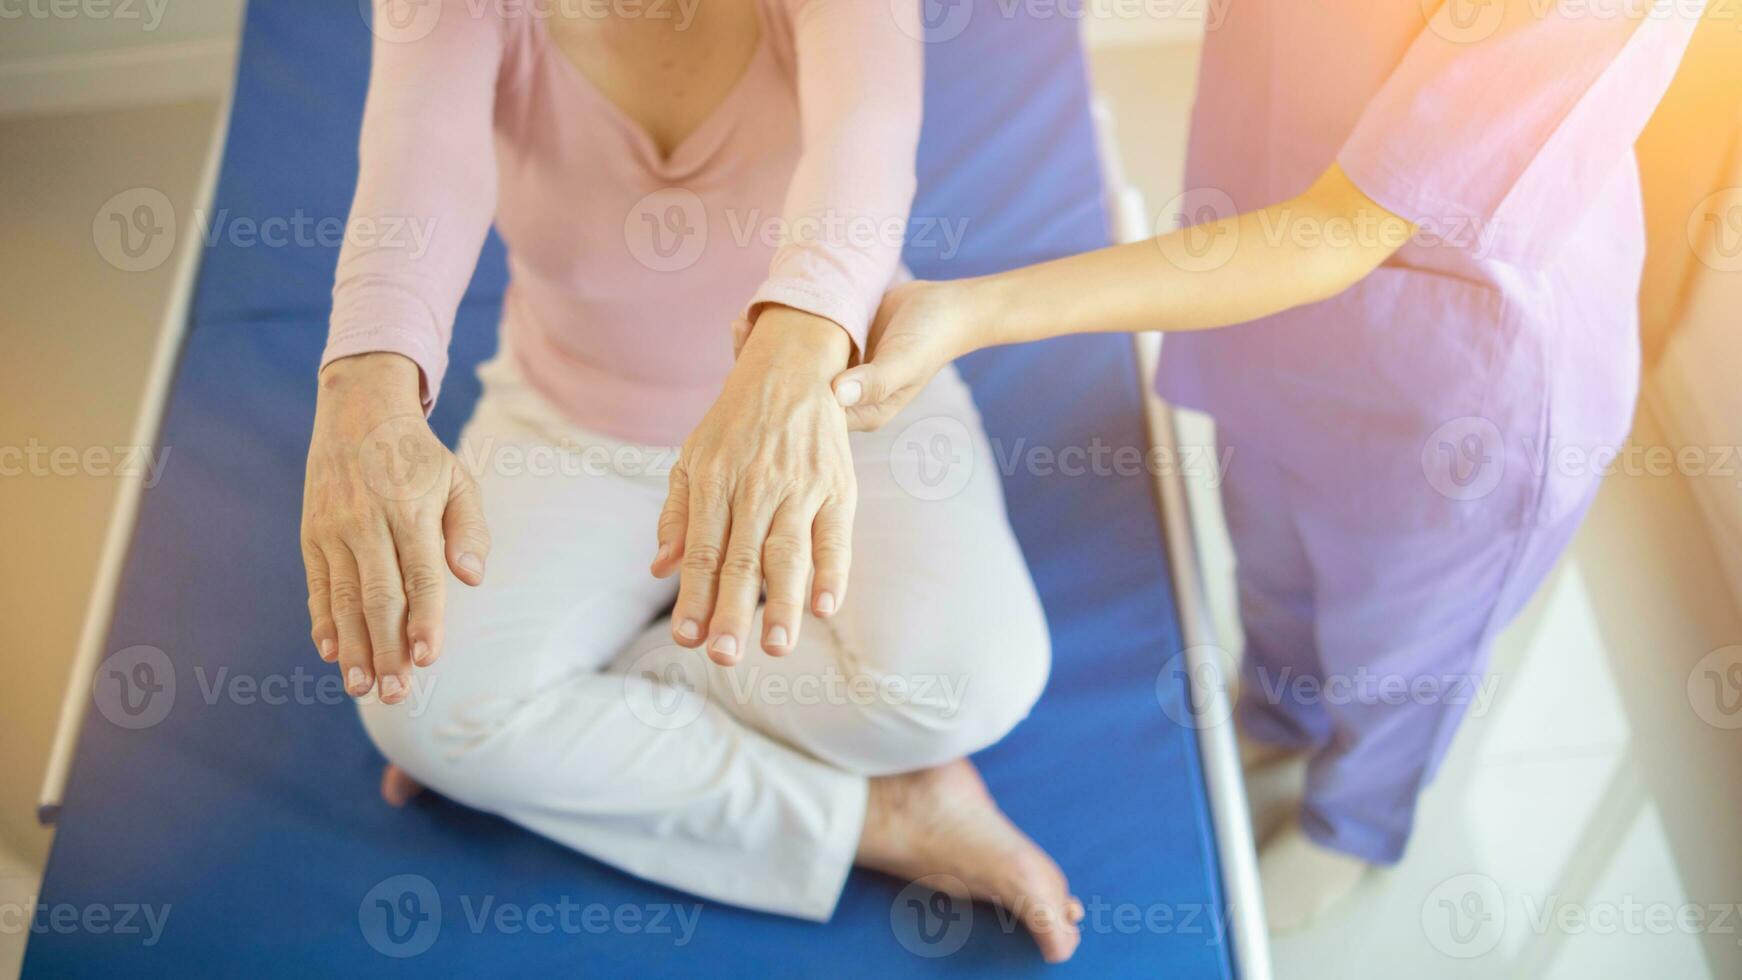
[
  {"left": 655, "top": 543, "right": 670, "bottom": 564},
  {"left": 677, "top": 619, "right": 701, "bottom": 641},
  {"left": 413, "top": 640, "right": 432, "bottom": 666},
  {"left": 458, "top": 552, "right": 485, "bottom": 577},
  {"left": 766, "top": 625, "right": 790, "bottom": 649},
  {"left": 380, "top": 675, "right": 403, "bottom": 700},
  {"left": 836, "top": 379, "right": 862, "bottom": 407},
  {"left": 816, "top": 591, "right": 837, "bottom": 615},
  {"left": 346, "top": 667, "right": 369, "bottom": 695},
  {"left": 319, "top": 639, "right": 336, "bottom": 662},
  {"left": 710, "top": 634, "right": 739, "bottom": 662}
]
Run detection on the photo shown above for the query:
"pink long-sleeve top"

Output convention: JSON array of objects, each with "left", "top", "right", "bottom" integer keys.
[{"left": 323, "top": 0, "right": 921, "bottom": 445}]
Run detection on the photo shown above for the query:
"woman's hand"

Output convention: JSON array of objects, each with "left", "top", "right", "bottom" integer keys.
[
  {"left": 652, "top": 307, "right": 856, "bottom": 665},
  {"left": 830, "top": 280, "right": 984, "bottom": 431},
  {"left": 301, "top": 352, "right": 491, "bottom": 704}
]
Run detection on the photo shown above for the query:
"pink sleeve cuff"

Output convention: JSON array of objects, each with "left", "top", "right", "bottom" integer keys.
[{"left": 322, "top": 282, "right": 449, "bottom": 413}]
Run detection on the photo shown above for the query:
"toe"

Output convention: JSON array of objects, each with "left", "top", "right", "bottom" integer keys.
[{"left": 380, "top": 764, "right": 424, "bottom": 807}]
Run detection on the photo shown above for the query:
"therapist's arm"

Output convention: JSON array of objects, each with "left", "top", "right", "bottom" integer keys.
[{"left": 831, "top": 163, "right": 1414, "bottom": 430}]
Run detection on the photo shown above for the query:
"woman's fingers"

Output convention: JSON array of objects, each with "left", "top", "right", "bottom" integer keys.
[
  {"left": 760, "top": 500, "right": 814, "bottom": 656},
  {"left": 811, "top": 490, "right": 855, "bottom": 618},
  {"left": 396, "top": 515, "right": 447, "bottom": 669},
  {"left": 706, "top": 491, "right": 778, "bottom": 665},
  {"left": 302, "top": 541, "right": 338, "bottom": 663},
  {"left": 651, "top": 462, "right": 689, "bottom": 578},
  {"left": 327, "top": 544, "right": 375, "bottom": 697},
  {"left": 671, "top": 471, "right": 730, "bottom": 650},
  {"left": 442, "top": 465, "right": 490, "bottom": 586},
  {"left": 354, "top": 531, "right": 412, "bottom": 705}
]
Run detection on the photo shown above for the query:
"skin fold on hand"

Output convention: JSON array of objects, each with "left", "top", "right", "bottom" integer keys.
[
  {"left": 301, "top": 351, "right": 492, "bottom": 704},
  {"left": 651, "top": 305, "right": 857, "bottom": 665}
]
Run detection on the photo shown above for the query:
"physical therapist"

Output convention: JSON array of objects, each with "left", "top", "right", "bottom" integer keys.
[{"left": 665, "top": 0, "right": 1703, "bottom": 929}]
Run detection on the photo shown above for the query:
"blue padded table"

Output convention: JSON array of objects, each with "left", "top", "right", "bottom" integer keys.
[{"left": 25, "top": 2, "right": 1235, "bottom": 976}]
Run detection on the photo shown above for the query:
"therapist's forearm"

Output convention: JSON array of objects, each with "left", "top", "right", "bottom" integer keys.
[{"left": 962, "top": 164, "right": 1413, "bottom": 345}]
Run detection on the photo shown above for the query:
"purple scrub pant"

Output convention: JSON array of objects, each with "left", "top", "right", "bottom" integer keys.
[{"left": 1222, "top": 432, "right": 1597, "bottom": 864}]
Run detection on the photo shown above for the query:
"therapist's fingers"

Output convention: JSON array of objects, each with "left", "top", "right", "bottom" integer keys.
[
  {"left": 395, "top": 515, "right": 447, "bottom": 670},
  {"left": 833, "top": 358, "right": 920, "bottom": 433},
  {"left": 302, "top": 541, "right": 338, "bottom": 663},
  {"left": 810, "top": 490, "right": 855, "bottom": 618},
  {"left": 355, "top": 534, "right": 412, "bottom": 704},
  {"left": 651, "top": 462, "right": 689, "bottom": 578},
  {"left": 326, "top": 544, "right": 374, "bottom": 697},
  {"left": 759, "top": 500, "right": 814, "bottom": 656},
  {"left": 706, "top": 492, "right": 778, "bottom": 665},
  {"left": 442, "top": 466, "right": 490, "bottom": 587},
  {"left": 671, "top": 470, "right": 730, "bottom": 649}
]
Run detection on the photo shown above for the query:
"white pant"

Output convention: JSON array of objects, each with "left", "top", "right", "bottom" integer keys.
[{"left": 358, "top": 352, "right": 1051, "bottom": 921}]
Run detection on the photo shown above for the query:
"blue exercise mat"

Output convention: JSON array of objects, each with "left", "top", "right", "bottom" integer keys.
[{"left": 25, "top": 2, "right": 1233, "bottom": 976}]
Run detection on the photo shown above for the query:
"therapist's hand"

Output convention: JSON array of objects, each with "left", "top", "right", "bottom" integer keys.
[
  {"left": 300, "top": 352, "right": 491, "bottom": 704},
  {"left": 831, "top": 280, "right": 982, "bottom": 431},
  {"left": 653, "top": 306, "right": 856, "bottom": 665}
]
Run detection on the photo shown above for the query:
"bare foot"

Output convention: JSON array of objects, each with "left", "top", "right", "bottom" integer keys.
[
  {"left": 859, "top": 760, "right": 1083, "bottom": 964},
  {"left": 380, "top": 764, "right": 425, "bottom": 808}
]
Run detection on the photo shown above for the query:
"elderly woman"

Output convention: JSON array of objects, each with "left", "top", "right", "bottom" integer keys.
[{"left": 299, "top": 0, "right": 1080, "bottom": 963}]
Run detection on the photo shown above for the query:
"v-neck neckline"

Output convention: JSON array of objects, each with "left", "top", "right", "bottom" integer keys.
[{"left": 534, "top": 7, "right": 770, "bottom": 179}]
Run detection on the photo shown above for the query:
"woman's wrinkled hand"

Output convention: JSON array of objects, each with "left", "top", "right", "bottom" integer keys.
[
  {"left": 652, "top": 307, "right": 856, "bottom": 665},
  {"left": 301, "top": 352, "right": 491, "bottom": 704},
  {"left": 829, "top": 279, "right": 981, "bottom": 431}
]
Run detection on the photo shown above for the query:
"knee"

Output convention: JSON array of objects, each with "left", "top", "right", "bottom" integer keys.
[{"left": 847, "top": 589, "right": 1052, "bottom": 771}]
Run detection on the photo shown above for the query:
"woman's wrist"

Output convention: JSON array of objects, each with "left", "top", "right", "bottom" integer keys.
[
  {"left": 739, "top": 306, "right": 853, "bottom": 380},
  {"left": 318, "top": 351, "right": 424, "bottom": 415}
]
